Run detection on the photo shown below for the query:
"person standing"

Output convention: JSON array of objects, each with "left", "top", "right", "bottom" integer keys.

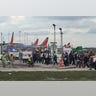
[
  {"left": 28, "top": 54, "right": 34, "bottom": 67},
  {"left": 19, "top": 49, "right": 23, "bottom": 62},
  {"left": 53, "top": 51, "right": 57, "bottom": 65},
  {"left": 1, "top": 53, "right": 7, "bottom": 67},
  {"left": 9, "top": 54, "right": 15, "bottom": 67}
]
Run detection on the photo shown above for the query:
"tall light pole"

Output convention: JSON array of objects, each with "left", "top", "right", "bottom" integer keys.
[
  {"left": 26, "top": 32, "right": 28, "bottom": 45},
  {"left": 19, "top": 31, "right": 21, "bottom": 43},
  {"left": 24, "top": 32, "right": 26, "bottom": 45},
  {"left": 8, "top": 32, "right": 10, "bottom": 43},
  {"left": 59, "top": 28, "right": 63, "bottom": 54},
  {"left": 1, "top": 32, "right": 2, "bottom": 54},
  {"left": 23, "top": 32, "right": 25, "bottom": 44},
  {"left": 53, "top": 24, "right": 56, "bottom": 52}
]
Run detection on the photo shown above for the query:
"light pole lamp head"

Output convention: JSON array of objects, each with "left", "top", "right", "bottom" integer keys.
[
  {"left": 59, "top": 28, "right": 62, "bottom": 31},
  {"left": 53, "top": 24, "right": 56, "bottom": 27},
  {"left": 59, "top": 28, "right": 63, "bottom": 34}
]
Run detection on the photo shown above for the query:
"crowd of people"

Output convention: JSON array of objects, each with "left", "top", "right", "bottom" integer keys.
[
  {"left": 62, "top": 51, "right": 96, "bottom": 70},
  {"left": 1, "top": 53, "right": 15, "bottom": 68},
  {"left": 1, "top": 50, "right": 96, "bottom": 70},
  {"left": 31, "top": 50, "right": 96, "bottom": 70}
]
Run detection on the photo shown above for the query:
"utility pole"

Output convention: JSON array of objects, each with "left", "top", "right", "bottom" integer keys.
[{"left": 59, "top": 28, "right": 63, "bottom": 54}]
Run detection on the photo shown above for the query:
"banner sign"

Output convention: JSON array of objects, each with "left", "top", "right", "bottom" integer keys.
[{"left": 63, "top": 47, "right": 72, "bottom": 54}]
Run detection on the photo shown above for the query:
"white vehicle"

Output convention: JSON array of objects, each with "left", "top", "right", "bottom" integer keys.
[
  {"left": 9, "top": 52, "right": 19, "bottom": 58},
  {"left": 22, "top": 51, "right": 32, "bottom": 60}
]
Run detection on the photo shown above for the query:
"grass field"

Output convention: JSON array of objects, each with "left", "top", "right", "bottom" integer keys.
[{"left": 0, "top": 71, "right": 96, "bottom": 81}]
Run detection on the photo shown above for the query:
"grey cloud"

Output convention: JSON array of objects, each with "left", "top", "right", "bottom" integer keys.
[
  {"left": 33, "top": 31, "right": 50, "bottom": 36},
  {"left": 73, "top": 32, "right": 83, "bottom": 35},
  {"left": 16, "top": 16, "right": 96, "bottom": 33},
  {"left": 0, "top": 16, "right": 10, "bottom": 23},
  {"left": 20, "top": 24, "right": 47, "bottom": 30},
  {"left": 0, "top": 16, "right": 96, "bottom": 40},
  {"left": 87, "top": 28, "right": 96, "bottom": 34},
  {"left": 32, "top": 16, "right": 96, "bottom": 31},
  {"left": 33, "top": 16, "right": 96, "bottom": 21},
  {"left": 23, "top": 31, "right": 50, "bottom": 36}
]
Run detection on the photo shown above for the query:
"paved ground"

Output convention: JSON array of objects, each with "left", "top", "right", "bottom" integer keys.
[{"left": 0, "top": 60, "right": 92, "bottom": 72}]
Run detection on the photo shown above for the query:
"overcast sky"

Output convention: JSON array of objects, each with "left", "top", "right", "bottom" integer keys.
[{"left": 0, "top": 16, "right": 96, "bottom": 47}]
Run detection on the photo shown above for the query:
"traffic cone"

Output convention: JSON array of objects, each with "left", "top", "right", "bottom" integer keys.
[{"left": 59, "top": 57, "right": 64, "bottom": 67}]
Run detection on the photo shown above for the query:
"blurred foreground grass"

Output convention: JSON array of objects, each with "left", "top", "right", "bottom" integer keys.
[{"left": 0, "top": 71, "right": 96, "bottom": 81}]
